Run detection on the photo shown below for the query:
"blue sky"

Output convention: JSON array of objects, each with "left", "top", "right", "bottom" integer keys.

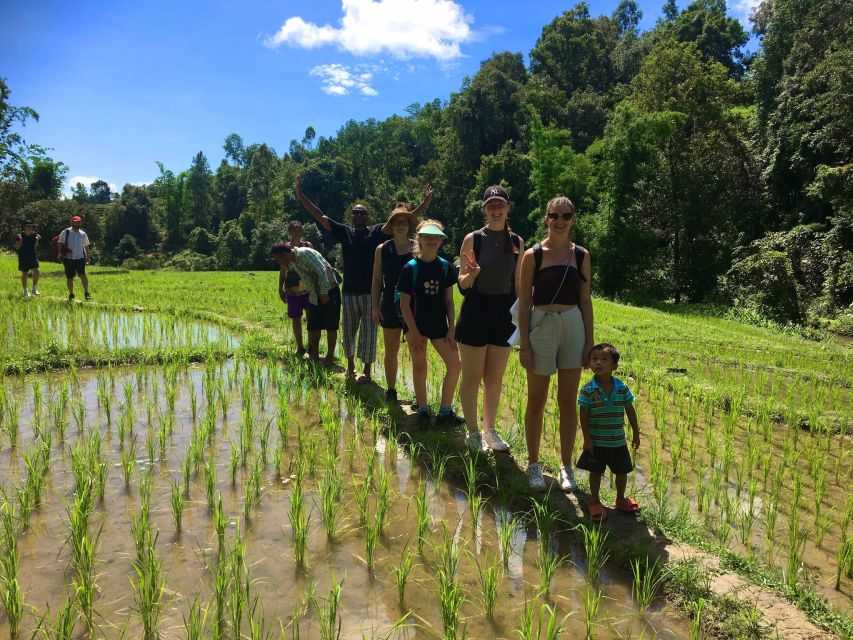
[{"left": 0, "top": 1, "right": 758, "bottom": 194}]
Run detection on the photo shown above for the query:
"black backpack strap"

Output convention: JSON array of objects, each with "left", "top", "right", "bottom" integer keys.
[
  {"left": 575, "top": 245, "right": 588, "bottom": 282},
  {"left": 533, "top": 243, "right": 543, "bottom": 273}
]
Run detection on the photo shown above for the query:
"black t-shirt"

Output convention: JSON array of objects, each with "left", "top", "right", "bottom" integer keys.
[
  {"left": 17, "top": 233, "right": 37, "bottom": 258},
  {"left": 326, "top": 219, "right": 388, "bottom": 294},
  {"left": 397, "top": 257, "right": 457, "bottom": 337}
]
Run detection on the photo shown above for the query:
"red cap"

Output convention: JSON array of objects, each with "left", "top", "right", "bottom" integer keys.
[{"left": 71, "top": 216, "right": 82, "bottom": 223}]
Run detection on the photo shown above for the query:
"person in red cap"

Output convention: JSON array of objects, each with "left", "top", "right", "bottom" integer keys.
[{"left": 57, "top": 215, "right": 91, "bottom": 301}]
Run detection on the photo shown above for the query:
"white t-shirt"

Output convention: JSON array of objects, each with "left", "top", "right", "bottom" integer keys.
[{"left": 60, "top": 228, "right": 90, "bottom": 260}]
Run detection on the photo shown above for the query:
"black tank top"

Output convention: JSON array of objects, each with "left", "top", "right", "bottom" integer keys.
[
  {"left": 381, "top": 240, "right": 413, "bottom": 302},
  {"left": 531, "top": 244, "right": 587, "bottom": 306},
  {"left": 18, "top": 234, "right": 37, "bottom": 259}
]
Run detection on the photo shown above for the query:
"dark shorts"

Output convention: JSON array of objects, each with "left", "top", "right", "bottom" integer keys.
[
  {"left": 286, "top": 292, "right": 310, "bottom": 319},
  {"left": 306, "top": 288, "right": 341, "bottom": 332},
  {"left": 18, "top": 256, "right": 39, "bottom": 272},
  {"left": 63, "top": 258, "right": 86, "bottom": 279},
  {"left": 403, "top": 317, "right": 448, "bottom": 341},
  {"left": 455, "top": 291, "right": 515, "bottom": 347},
  {"left": 379, "top": 297, "right": 403, "bottom": 330},
  {"left": 583, "top": 445, "right": 634, "bottom": 476}
]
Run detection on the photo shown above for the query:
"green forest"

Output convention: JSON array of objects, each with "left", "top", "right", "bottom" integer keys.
[{"left": 1, "top": 0, "right": 850, "bottom": 333}]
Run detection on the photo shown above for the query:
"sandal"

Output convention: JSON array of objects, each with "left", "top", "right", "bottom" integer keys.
[
  {"left": 615, "top": 497, "right": 641, "bottom": 513},
  {"left": 588, "top": 502, "right": 607, "bottom": 522}
]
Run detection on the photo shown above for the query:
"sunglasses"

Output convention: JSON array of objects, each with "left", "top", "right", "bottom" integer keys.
[
  {"left": 352, "top": 210, "right": 368, "bottom": 216},
  {"left": 546, "top": 211, "right": 575, "bottom": 221}
]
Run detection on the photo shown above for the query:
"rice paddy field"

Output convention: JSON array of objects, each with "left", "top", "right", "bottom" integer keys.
[{"left": 1, "top": 253, "right": 851, "bottom": 639}]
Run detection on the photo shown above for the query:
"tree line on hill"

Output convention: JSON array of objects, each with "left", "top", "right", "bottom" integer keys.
[{"left": 1, "top": 0, "right": 850, "bottom": 332}]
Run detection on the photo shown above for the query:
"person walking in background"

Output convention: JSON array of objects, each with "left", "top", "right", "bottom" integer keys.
[
  {"left": 295, "top": 175, "right": 433, "bottom": 383},
  {"left": 516, "top": 197, "right": 593, "bottom": 491},
  {"left": 271, "top": 242, "right": 340, "bottom": 363},
  {"left": 283, "top": 220, "right": 314, "bottom": 357},
  {"left": 371, "top": 203, "right": 417, "bottom": 404},
  {"left": 397, "top": 220, "right": 463, "bottom": 428},
  {"left": 57, "top": 215, "right": 91, "bottom": 301},
  {"left": 14, "top": 220, "right": 40, "bottom": 297},
  {"left": 456, "top": 185, "right": 524, "bottom": 453}
]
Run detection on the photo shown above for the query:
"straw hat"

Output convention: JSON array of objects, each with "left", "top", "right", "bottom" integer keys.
[{"left": 381, "top": 204, "right": 417, "bottom": 235}]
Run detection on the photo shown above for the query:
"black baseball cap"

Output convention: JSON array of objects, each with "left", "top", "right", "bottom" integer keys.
[
  {"left": 483, "top": 185, "right": 509, "bottom": 204},
  {"left": 23, "top": 220, "right": 34, "bottom": 226}
]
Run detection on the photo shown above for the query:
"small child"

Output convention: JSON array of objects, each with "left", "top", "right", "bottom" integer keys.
[
  {"left": 397, "top": 219, "right": 463, "bottom": 428},
  {"left": 578, "top": 343, "right": 640, "bottom": 521},
  {"left": 14, "top": 220, "right": 41, "bottom": 297}
]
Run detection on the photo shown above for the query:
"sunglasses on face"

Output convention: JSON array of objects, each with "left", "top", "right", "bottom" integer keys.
[{"left": 546, "top": 211, "right": 575, "bottom": 221}]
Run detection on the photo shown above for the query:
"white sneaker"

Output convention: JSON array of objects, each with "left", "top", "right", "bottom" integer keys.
[
  {"left": 465, "top": 431, "right": 488, "bottom": 453},
  {"left": 23, "top": 289, "right": 30, "bottom": 297},
  {"left": 31, "top": 289, "right": 40, "bottom": 296},
  {"left": 527, "top": 463, "right": 546, "bottom": 491},
  {"left": 557, "top": 466, "right": 577, "bottom": 492},
  {"left": 483, "top": 428, "right": 509, "bottom": 452}
]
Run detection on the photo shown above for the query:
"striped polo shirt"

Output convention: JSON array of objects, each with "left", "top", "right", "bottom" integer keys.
[{"left": 578, "top": 376, "right": 635, "bottom": 448}]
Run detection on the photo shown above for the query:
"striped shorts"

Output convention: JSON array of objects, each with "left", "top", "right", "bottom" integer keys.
[{"left": 342, "top": 293, "right": 378, "bottom": 364}]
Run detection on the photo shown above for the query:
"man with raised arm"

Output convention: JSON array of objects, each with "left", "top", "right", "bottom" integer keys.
[{"left": 295, "top": 176, "right": 433, "bottom": 382}]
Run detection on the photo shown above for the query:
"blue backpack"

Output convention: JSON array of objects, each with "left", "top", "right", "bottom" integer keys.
[{"left": 394, "top": 257, "right": 450, "bottom": 323}]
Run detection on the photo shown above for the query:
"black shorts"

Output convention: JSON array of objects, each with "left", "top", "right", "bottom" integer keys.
[
  {"left": 63, "top": 258, "right": 86, "bottom": 279},
  {"left": 455, "top": 291, "right": 515, "bottom": 347},
  {"left": 582, "top": 445, "right": 634, "bottom": 476},
  {"left": 379, "top": 297, "right": 403, "bottom": 330},
  {"left": 18, "top": 256, "right": 39, "bottom": 272},
  {"left": 403, "top": 315, "right": 448, "bottom": 341},
  {"left": 306, "top": 288, "right": 341, "bottom": 332}
]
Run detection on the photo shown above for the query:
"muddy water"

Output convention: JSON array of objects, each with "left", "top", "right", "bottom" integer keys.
[{"left": 1, "top": 362, "right": 692, "bottom": 638}]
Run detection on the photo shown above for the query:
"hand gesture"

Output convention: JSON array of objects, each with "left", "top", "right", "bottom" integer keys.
[
  {"left": 582, "top": 343, "right": 592, "bottom": 368},
  {"left": 408, "top": 330, "right": 427, "bottom": 354},
  {"left": 462, "top": 250, "right": 480, "bottom": 277},
  {"left": 423, "top": 184, "right": 434, "bottom": 204}
]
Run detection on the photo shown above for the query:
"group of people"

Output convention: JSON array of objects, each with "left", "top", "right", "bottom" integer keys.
[
  {"left": 14, "top": 216, "right": 92, "bottom": 300},
  {"left": 273, "top": 180, "right": 641, "bottom": 519}
]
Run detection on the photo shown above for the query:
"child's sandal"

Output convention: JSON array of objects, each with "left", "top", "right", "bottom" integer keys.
[
  {"left": 615, "top": 497, "right": 641, "bottom": 513},
  {"left": 588, "top": 502, "right": 607, "bottom": 522}
]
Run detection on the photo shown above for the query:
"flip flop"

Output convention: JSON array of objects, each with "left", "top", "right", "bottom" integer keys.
[
  {"left": 615, "top": 497, "right": 641, "bottom": 513},
  {"left": 588, "top": 502, "right": 607, "bottom": 522},
  {"left": 355, "top": 374, "right": 372, "bottom": 385}
]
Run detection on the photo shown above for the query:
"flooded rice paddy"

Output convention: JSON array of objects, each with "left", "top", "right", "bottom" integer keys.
[{"left": 0, "top": 360, "right": 693, "bottom": 639}]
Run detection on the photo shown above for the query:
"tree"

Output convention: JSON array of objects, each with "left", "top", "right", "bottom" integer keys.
[
  {"left": 26, "top": 156, "right": 67, "bottom": 201},
  {"left": 103, "top": 184, "right": 160, "bottom": 256},
  {"left": 302, "top": 126, "right": 316, "bottom": 149},
  {"left": 214, "top": 159, "right": 246, "bottom": 224},
  {"left": 223, "top": 133, "right": 246, "bottom": 167},
  {"left": 71, "top": 182, "right": 88, "bottom": 203},
  {"left": 89, "top": 179, "right": 112, "bottom": 205},
  {"left": 152, "top": 162, "right": 185, "bottom": 248},
  {"left": 0, "top": 77, "right": 39, "bottom": 178},
  {"left": 184, "top": 151, "right": 213, "bottom": 231},
  {"left": 245, "top": 143, "right": 279, "bottom": 226},
  {"left": 116, "top": 234, "right": 141, "bottom": 262}
]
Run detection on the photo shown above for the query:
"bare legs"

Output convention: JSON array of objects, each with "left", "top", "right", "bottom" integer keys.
[
  {"left": 408, "top": 338, "right": 461, "bottom": 409},
  {"left": 290, "top": 317, "right": 305, "bottom": 352},
  {"left": 524, "top": 367, "right": 581, "bottom": 466},
  {"left": 589, "top": 472, "right": 627, "bottom": 504},
  {"left": 382, "top": 328, "right": 402, "bottom": 391},
  {"left": 459, "top": 344, "right": 510, "bottom": 435}
]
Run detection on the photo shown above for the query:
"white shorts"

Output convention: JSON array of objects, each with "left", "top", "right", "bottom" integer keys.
[{"left": 528, "top": 306, "right": 585, "bottom": 376}]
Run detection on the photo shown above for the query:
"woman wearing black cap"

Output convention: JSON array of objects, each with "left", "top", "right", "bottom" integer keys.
[
  {"left": 455, "top": 185, "right": 524, "bottom": 453},
  {"left": 14, "top": 220, "right": 40, "bottom": 297}
]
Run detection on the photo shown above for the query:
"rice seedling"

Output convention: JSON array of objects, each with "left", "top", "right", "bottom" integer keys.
[
  {"left": 578, "top": 523, "right": 609, "bottom": 584},
  {"left": 581, "top": 585, "right": 601, "bottom": 640},
  {"left": 213, "top": 492, "right": 227, "bottom": 551},
  {"left": 375, "top": 464, "right": 392, "bottom": 532},
  {"left": 836, "top": 536, "right": 853, "bottom": 590},
  {"left": 120, "top": 438, "right": 137, "bottom": 488},
  {"left": 319, "top": 463, "right": 343, "bottom": 540},
  {"left": 631, "top": 556, "right": 664, "bottom": 615},
  {"left": 171, "top": 481, "right": 184, "bottom": 532},
  {"left": 289, "top": 482, "right": 309, "bottom": 570},
  {"left": 690, "top": 597, "right": 706, "bottom": 640},
  {"left": 392, "top": 544, "right": 414, "bottom": 605},
  {"left": 354, "top": 473, "right": 372, "bottom": 527},
  {"left": 0, "top": 500, "right": 24, "bottom": 640},
  {"left": 364, "top": 517, "right": 382, "bottom": 573},
  {"left": 476, "top": 552, "right": 500, "bottom": 616},
  {"left": 496, "top": 510, "right": 517, "bottom": 569},
  {"left": 536, "top": 545, "right": 563, "bottom": 600},
  {"left": 205, "top": 459, "right": 217, "bottom": 512},
  {"left": 414, "top": 479, "right": 430, "bottom": 555},
  {"left": 310, "top": 572, "right": 343, "bottom": 640},
  {"left": 130, "top": 529, "right": 166, "bottom": 640},
  {"left": 38, "top": 592, "right": 78, "bottom": 640},
  {"left": 530, "top": 497, "right": 559, "bottom": 557}
]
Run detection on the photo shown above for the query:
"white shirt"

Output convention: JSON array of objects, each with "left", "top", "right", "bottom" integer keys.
[{"left": 60, "top": 228, "right": 90, "bottom": 260}]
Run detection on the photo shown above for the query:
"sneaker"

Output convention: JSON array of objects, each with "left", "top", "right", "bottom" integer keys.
[
  {"left": 409, "top": 401, "right": 419, "bottom": 411},
  {"left": 527, "top": 463, "right": 546, "bottom": 491},
  {"left": 557, "top": 466, "right": 577, "bottom": 492},
  {"left": 68, "top": 293, "right": 75, "bottom": 301},
  {"left": 483, "top": 428, "right": 509, "bottom": 452},
  {"left": 465, "top": 431, "right": 488, "bottom": 453},
  {"left": 417, "top": 412, "right": 432, "bottom": 429},
  {"left": 31, "top": 289, "right": 40, "bottom": 296},
  {"left": 435, "top": 411, "right": 465, "bottom": 428},
  {"left": 23, "top": 289, "right": 30, "bottom": 297},
  {"left": 384, "top": 388, "right": 398, "bottom": 403},
  {"left": 296, "top": 348, "right": 307, "bottom": 358},
  {"left": 84, "top": 292, "right": 91, "bottom": 301}
]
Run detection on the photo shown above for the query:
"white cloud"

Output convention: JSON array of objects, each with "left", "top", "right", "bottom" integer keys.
[
  {"left": 309, "top": 63, "right": 380, "bottom": 97},
  {"left": 66, "top": 176, "right": 117, "bottom": 194},
  {"left": 265, "top": 0, "right": 473, "bottom": 61},
  {"left": 731, "top": 0, "right": 761, "bottom": 26}
]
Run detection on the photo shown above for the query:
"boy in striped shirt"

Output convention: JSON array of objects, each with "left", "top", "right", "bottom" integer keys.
[{"left": 578, "top": 343, "right": 640, "bottom": 521}]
